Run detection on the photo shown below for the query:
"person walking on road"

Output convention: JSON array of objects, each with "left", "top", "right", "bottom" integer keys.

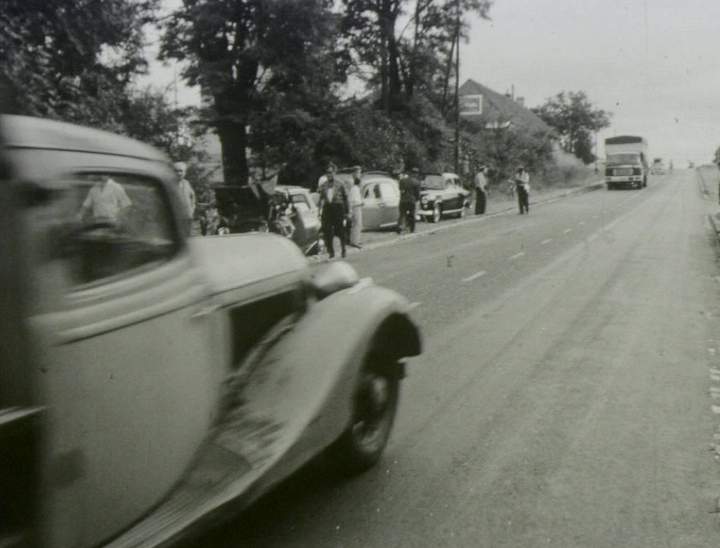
[
  {"left": 474, "top": 165, "right": 488, "bottom": 214},
  {"left": 398, "top": 167, "right": 421, "bottom": 234},
  {"left": 348, "top": 166, "right": 364, "bottom": 248},
  {"left": 514, "top": 166, "right": 530, "bottom": 214},
  {"left": 318, "top": 169, "right": 350, "bottom": 258}
]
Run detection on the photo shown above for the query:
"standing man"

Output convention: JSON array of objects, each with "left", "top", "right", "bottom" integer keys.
[
  {"left": 79, "top": 175, "right": 132, "bottom": 225},
  {"left": 474, "top": 165, "right": 488, "bottom": 215},
  {"left": 348, "top": 166, "right": 364, "bottom": 248},
  {"left": 398, "top": 167, "right": 421, "bottom": 234},
  {"left": 318, "top": 169, "right": 349, "bottom": 258},
  {"left": 317, "top": 162, "right": 337, "bottom": 192},
  {"left": 174, "top": 162, "right": 196, "bottom": 235},
  {"left": 514, "top": 166, "right": 530, "bottom": 214}
]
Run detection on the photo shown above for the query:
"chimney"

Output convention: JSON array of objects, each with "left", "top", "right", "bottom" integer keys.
[{"left": 516, "top": 96, "right": 525, "bottom": 107}]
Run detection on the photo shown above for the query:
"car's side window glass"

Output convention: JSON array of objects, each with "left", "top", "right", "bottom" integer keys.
[
  {"left": 373, "top": 185, "right": 382, "bottom": 199},
  {"left": 380, "top": 181, "right": 398, "bottom": 199},
  {"left": 43, "top": 173, "right": 178, "bottom": 288},
  {"left": 363, "top": 186, "right": 371, "bottom": 199}
]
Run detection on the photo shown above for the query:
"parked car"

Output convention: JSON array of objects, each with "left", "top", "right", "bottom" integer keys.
[
  {"left": 418, "top": 172, "right": 470, "bottom": 222},
  {"left": 336, "top": 171, "right": 401, "bottom": 230},
  {"left": 0, "top": 115, "right": 422, "bottom": 548}
]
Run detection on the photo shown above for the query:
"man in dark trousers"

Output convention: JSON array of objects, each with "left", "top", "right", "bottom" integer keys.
[
  {"left": 318, "top": 170, "right": 350, "bottom": 258},
  {"left": 398, "top": 167, "right": 421, "bottom": 233},
  {"left": 474, "top": 165, "right": 488, "bottom": 214},
  {"left": 514, "top": 166, "right": 530, "bottom": 214}
]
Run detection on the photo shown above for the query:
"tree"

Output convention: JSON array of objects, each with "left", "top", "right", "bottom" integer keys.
[
  {"left": 0, "top": 0, "right": 158, "bottom": 128},
  {"left": 161, "top": 0, "right": 341, "bottom": 185},
  {"left": 341, "top": 0, "right": 491, "bottom": 114},
  {"left": 533, "top": 91, "right": 611, "bottom": 164}
]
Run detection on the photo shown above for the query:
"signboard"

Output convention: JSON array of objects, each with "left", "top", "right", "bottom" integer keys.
[{"left": 459, "top": 94, "right": 483, "bottom": 116}]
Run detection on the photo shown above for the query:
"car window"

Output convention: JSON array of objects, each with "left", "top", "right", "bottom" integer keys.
[
  {"left": 34, "top": 173, "right": 178, "bottom": 288},
  {"left": 290, "top": 193, "right": 311, "bottom": 212},
  {"left": 379, "top": 181, "right": 398, "bottom": 199},
  {"left": 363, "top": 186, "right": 372, "bottom": 199},
  {"left": 373, "top": 185, "right": 381, "bottom": 199}
]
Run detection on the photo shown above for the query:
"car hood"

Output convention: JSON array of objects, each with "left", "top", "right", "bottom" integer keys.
[
  {"left": 189, "top": 233, "right": 308, "bottom": 295},
  {"left": 420, "top": 188, "right": 445, "bottom": 198}
]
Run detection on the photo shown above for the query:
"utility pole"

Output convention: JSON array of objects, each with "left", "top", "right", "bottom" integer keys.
[{"left": 454, "top": 0, "right": 460, "bottom": 174}]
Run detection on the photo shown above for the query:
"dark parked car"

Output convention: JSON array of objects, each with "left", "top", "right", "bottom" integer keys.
[{"left": 418, "top": 172, "right": 471, "bottom": 222}]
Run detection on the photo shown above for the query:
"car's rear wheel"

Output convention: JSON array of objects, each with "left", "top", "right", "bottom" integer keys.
[
  {"left": 331, "top": 367, "right": 399, "bottom": 475},
  {"left": 431, "top": 203, "right": 442, "bottom": 223}
]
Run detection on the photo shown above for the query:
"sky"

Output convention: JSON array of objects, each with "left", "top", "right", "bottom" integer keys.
[
  {"left": 143, "top": 0, "right": 720, "bottom": 165},
  {"left": 463, "top": 0, "right": 720, "bottom": 164}
]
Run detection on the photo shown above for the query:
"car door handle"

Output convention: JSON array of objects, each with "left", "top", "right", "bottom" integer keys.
[{"left": 191, "top": 304, "right": 219, "bottom": 321}]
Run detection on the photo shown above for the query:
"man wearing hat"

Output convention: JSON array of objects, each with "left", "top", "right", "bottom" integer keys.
[
  {"left": 398, "top": 167, "right": 421, "bottom": 234},
  {"left": 474, "top": 165, "right": 488, "bottom": 215}
]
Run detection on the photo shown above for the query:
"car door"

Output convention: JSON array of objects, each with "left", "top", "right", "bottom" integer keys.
[
  {"left": 27, "top": 169, "right": 219, "bottom": 548},
  {"left": 361, "top": 182, "right": 382, "bottom": 229},
  {"left": 378, "top": 179, "right": 400, "bottom": 226}
]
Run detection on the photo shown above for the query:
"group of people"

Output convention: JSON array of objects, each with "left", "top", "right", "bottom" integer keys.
[
  {"left": 473, "top": 165, "right": 531, "bottom": 215},
  {"left": 318, "top": 161, "right": 533, "bottom": 259},
  {"left": 317, "top": 163, "right": 428, "bottom": 258},
  {"left": 316, "top": 163, "right": 364, "bottom": 259}
]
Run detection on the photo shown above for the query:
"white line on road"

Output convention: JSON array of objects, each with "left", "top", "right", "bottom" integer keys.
[
  {"left": 540, "top": 238, "right": 553, "bottom": 245},
  {"left": 508, "top": 252, "right": 525, "bottom": 261},
  {"left": 563, "top": 228, "right": 573, "bottom": 234},
  {"left": 461, "top": 270, "right": 487, "bottom": 283}
]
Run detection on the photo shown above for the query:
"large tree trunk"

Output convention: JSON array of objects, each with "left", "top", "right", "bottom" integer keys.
[{"left": 216, "top": 118, "right": 249, "bottom": 186}]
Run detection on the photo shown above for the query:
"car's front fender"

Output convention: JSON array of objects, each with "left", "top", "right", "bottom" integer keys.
[{"left": 242, "top": 280, "right": 421, "bottom": 486}]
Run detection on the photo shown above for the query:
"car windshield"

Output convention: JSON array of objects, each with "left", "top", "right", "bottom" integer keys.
[
  {"left": 422, "top": 175, "right": 445, "bottom": 190},
  {"left": 607, "top": 154, "right": 641, "bottom": 166}
]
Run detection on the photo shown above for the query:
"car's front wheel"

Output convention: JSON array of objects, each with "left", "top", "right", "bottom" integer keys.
[{"left": 332, "top": 368, "right": 399, "bottom": 475}]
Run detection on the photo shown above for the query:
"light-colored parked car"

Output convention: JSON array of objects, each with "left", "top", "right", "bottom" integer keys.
[
  {"left": 0, "top": 115, "right": 422, "bottom": 548},
  {"left": 337, "top": 171, "right": 401, "bottom": 230}
]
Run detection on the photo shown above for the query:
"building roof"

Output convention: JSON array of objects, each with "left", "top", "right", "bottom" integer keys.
[{"left": 458, "top": 79, "right": 553, "bottom": 135}]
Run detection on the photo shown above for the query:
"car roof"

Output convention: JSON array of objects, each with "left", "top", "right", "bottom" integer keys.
[{"left": 1, "top": 115, "right": 168, "bottom": 162}]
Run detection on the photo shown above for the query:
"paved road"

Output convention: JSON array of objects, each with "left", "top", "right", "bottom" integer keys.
[{"left": 204, "top": 170, "right": 720, "bottom": 547}]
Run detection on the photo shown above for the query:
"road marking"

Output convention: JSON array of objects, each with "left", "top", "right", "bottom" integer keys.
[
  {"left": 563, "top": 228, "right": 573, "bottom": 234},
  {"left": 540, "top": 238, "right": 553, "bottom": 245},
  {"left": 407, "top": 302, "right": 422, "bottom": 311},
  {"left": 461, "top": 270, "right": 487, "bottom": 283},
  {"left": 508, "top": 252, "right": 525, "bottom": 261}
]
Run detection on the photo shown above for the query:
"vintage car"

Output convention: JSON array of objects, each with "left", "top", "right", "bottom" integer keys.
[
  {"left": 214, "top": 184, "right": 322, "bottom": 255},
  {"left": 418, "top": 172, "right": 470, "bottom": 223},
  {"left": 0, "top": 115, "right": 422, "bottom": 548},
  {"left": 336, "top": 171, "right": 400, "bottom": 230}
]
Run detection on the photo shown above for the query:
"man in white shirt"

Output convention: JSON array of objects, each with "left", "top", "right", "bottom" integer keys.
[
  {"left": 79, "top": 176, "right": 132, "bottom": 224},
  {"left": 174, "top": 162, "right": 196, "bottom": 235},
  {"left": 474, "top": 165, "right": 488, "bottom": 214},
  {"left": 348, "top": 166, "right": 364, "bottom": 248},
  {"left": 514, "top": 167, "right": 530, "bottom": 214}
]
